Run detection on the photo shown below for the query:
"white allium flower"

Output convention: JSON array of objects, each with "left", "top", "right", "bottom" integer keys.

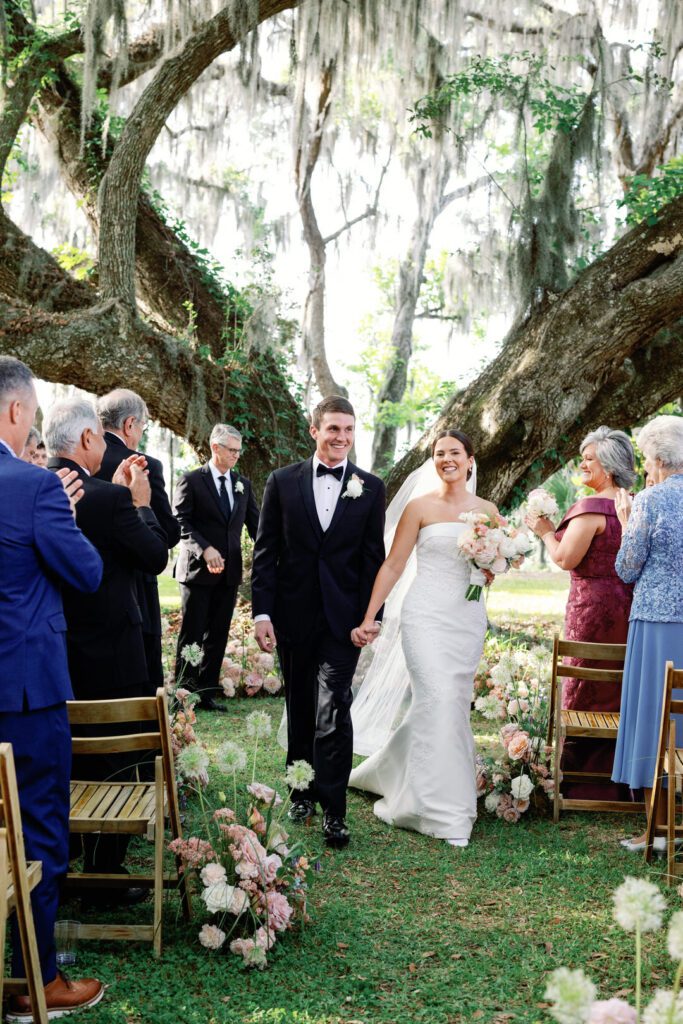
[
  {"left": 176, "top": 744, "right": 210, "bottom": 781},
  {"left": 180, "top": 643, "right": 203, "bottom": 667},
  {"left": 642, "top": 990, "right": 683, "bottom": 1024},
  {"left": 490, "top": 664, "right": 513, "bottom": 689},
  {"left": 198, "top": 923, "right": 226, "bottom": 950},
  {"left": 613, "top": 876, "right": 666, "bottom": 933},
  {"left": 484, "top": 792, "right": 501, "bottom": 813},
  {"left": 246, "top": 710, "right": 272, "bottom": 739},
  {"left": 284, "top": 760, "right": 315, "bottom": 790},
  {"left": 545, "top": 967, "right": 597, "bottom": 1024},
  {"left": 215, "top": 741, "right": 248, "bottom": 775},
  {"left": 510, "top": 774, "right": 535, "bottom": 801},
  {"left": 668, "top": 910, "right": 683, "bottom": 960},
  {"left": 474, "top": 694, "right": 502, "bottom": 720}
]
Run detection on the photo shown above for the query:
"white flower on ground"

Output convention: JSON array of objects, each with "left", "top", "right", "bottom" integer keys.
[
  {"left": 587, "top": 999, "right": 637, "bottom": 1024},
  {"left": 484, "top": 792, "right": 501, "bottom": 813},
  {"left": 545, "top": 967, "right": 596, "bottom": 1024},
  {"left": 215, "top": 741, "right": 248, "bottom": 775},
  {"left": 668, "top": 910, "right": 683, "bottom": 960},
  {"left": 198, "top": 923, "right": 226, "bottom": 950},
  {"left": 613, "top": 876, "right": 666, "bottom": 933},
  {"left": 642, "top": 990, "right": 683, "bottom": 1024},
  {"left": 200, "top": 862, "right": 227, "bottom": 886},
  {"left": 246, "top": 710, "right": 272, "bottom": 739},
  {"left": 180, "top": 643, "right": 203, "bottom": 667},
  {"left": 176, "top": 744, "right": 210, "bottom": 782},
  {"left": 510, "top": 774, "right": 535, "bottom": 801},
  {"left": 284, "top": 760, "right": 315, "bottom": 791},
  {"left": 202, "top": 881, "right": 247, "bottom": 916}
]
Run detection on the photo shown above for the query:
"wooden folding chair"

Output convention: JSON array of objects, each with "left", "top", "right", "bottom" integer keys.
[
  {"left": 645, "top": 662, "right": 683, "bottom": 883},
  {"left": 65, "top": 687, "right": 190, "bottom": 956},
  {"left": 549, "top": 634, "right": 644, "bottom": 821},
  {"left": 0, "top": 743, "right": 48, "bottom": 1024}
]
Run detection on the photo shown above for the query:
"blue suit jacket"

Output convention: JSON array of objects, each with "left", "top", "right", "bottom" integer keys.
[{"left": 0, "top": 445, "right": 103, "bottom": 711}]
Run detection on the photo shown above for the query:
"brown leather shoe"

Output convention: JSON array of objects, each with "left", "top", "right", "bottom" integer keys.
[{"left": 6, "top": 971, "right": 104, "bottom": 1021}]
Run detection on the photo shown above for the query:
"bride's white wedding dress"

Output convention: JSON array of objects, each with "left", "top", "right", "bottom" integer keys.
[{"left": 349, "top": 522, "right": 487, "bottom": 841}]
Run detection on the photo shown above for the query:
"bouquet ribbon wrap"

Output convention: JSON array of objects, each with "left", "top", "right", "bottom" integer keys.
[{"left": 466, "top": 566, "right": 487, "bottom": 602}]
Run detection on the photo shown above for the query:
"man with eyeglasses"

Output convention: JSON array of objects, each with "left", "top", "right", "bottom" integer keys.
[
  {"left": 96, "top": 388, "right": 180, "bottom": 689},
  {"left": 173, "top": 423, "right": 259, "bottom": 710}
]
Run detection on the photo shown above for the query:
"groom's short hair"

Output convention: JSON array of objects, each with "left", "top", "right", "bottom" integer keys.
[{"left": 311, "top": 395, "right": 355, "bottom": 429}]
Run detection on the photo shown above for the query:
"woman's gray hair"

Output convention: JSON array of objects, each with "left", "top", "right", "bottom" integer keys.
[
  {"left": 637, "top": 415, "right": 683, "bottom": 471},
  {"left": 580, "top": 425, "right": 636, "bottom": 489},
  {"left": 97, "top": 388, "right": 148, "bottom": 430},
  {"left": 209, "top": 423, "right": 242, "bottom": 447},
  {"left": 43, "top": 399, "right": 100, "bottom": 457}
]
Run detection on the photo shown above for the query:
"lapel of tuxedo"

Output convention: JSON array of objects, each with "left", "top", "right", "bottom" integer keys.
[
  {"left": 201, "top": 463, "right": 229, "bottom": 522},
  {"left": 324, "top": 462, "right": 356, "bottom": 539},
  {"left": 228, "top": 470, "right": 241, "bottom": 521},
  {"left": 297, "top": 458, "right": 324, "bottom": 542}
]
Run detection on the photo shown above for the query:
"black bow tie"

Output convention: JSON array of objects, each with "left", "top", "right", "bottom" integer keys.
[{"left": 316, "top": 464, "right": 344, "bottom": 481}]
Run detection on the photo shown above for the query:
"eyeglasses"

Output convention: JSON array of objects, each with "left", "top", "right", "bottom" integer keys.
[{"left": 219, "top": 444, "right": 242, "bottom": 456}]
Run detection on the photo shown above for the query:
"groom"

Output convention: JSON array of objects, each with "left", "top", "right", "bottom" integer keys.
[{"left": 252, "top": 396, "right": 385, "bottom": 846}]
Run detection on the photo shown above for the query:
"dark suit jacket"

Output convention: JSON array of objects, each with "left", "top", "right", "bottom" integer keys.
[
  {"left": 96, "top": 431, "right": 180, "bottom": 637},
  {"left": 49, "top": 457, "right": 168, "bottom": 698},
  {"left": 0, "top": 445, "right": 102, "bottom": 711},
  {"left": 251, "top": 458, "right": 386, "bottom": 645},
  {"left": 173, "top": 464, "right": 259, "bottom": 587}
]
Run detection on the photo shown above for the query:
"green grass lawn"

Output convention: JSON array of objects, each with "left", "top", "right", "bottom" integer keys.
[{"left": 53, "top": 573, "right": 680, "bottom": 1024}]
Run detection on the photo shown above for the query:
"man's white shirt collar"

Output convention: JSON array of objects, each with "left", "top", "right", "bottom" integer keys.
[{"left": 0, "top": 436, "right": 16, "bottom": 458}]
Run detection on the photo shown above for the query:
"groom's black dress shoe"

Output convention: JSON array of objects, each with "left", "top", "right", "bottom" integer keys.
[
  {"left": 197, "top": 697, "right": 227, "bottom": 713},
  {"left": 288, "top": 800, "right": 316, "bottom": 823},
  {"left": 322, "top": 813, "right": 350, "bottom": 848}
]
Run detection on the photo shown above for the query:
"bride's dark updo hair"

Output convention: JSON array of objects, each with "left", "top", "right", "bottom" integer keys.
[{"left": 431, "top": 429, "right": 475, "bottom": 480}]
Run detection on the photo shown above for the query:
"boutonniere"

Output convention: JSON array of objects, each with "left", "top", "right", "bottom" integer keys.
[
  {"left": 342, "top": 473, "right": 365, "bottom": 499},
  {"left": 234, "top": 481, "right": 244, "bottom": 495}
]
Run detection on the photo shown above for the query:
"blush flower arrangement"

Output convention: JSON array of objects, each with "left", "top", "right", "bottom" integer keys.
[
  {"left": 545, "top": 876, "right": 683, "bottom": 1024},
  {"left": 219, "top": 613, "right": 283, "bottom": 698},
  {"left": 457, "top": 511, "right": 533, "bottom": 601},
  {"left": 474, "top": 644, "right": 554, "bottom": 821},
  {"left": 168, "top": 709, "right": 314, "bottom": 969}
]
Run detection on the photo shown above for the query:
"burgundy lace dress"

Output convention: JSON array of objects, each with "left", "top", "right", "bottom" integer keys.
[{"left": 556, "top": 497, "right": 634, "bottom": 800}]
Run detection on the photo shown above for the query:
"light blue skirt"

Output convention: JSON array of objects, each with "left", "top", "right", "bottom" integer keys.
[{"left": 612, "top": 620, "right": 683, "bottom": 789}]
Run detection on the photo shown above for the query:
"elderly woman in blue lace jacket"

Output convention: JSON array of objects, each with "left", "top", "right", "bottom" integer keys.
[{"left": 611, "top": 415, "right": 683, "bottom": 850}]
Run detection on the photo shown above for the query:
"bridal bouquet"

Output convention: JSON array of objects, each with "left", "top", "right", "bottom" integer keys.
[
  {"left": 526, "top": 487, "right": 559, "bottom": 521},
  {"left": 168, "top": 711, "right": 314, "bottom": 968},
  {"left": 474, "top": 644, "right": 553, "bottom": 822},
  {"left": 457, "top": 512, "right": 533, "bottom": 601}
]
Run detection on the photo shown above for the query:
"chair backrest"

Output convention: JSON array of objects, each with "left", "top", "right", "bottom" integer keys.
[
  {"left": 67, "top": 688, "right": 182, "bottom": 835},
  {"left": 548, "top": 635, "right": 627, "bottom": 737}
]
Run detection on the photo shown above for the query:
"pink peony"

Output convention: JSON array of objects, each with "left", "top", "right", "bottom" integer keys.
[
  {"left": 198, "top": 923, "right": 226, "bottom": 950},
  {"left": 256, "top": 653, "right": 275, "bottom": 671},
  {"left": 502, "top": 805, "right": 521, "bottom": 823},
  {"left": 490, "top": 556, "right": 507, "bottom": 574},
  {"left": 500, "top": 723, "right": 519, "bottom": 747},
  {"left": 541, "top": 777, "right": 555, "bottom": 793},
  {"left": 221, "top": 679, "right": 236, "bottom": 698},
  {"left": 495, "top": 793, "right": 513, "bottom": 818},
  {"left": 226, "top": 664, "right": 242, "bottom": 682},
  {"left": 200, "top": 862, "right": 227, "bottom": 886},
  {"left": 475, "top": 770, "right": 487, "bottom": 797},
  {"left": 245, "top": 672, "right": 263, "bottom": 696},
  {"left": 175, "top": 687, "right": 190, "bottom": 700},
  {"left": 263, "top": 674, "right": 282, "bottom": 695},
  {"left": 266, "top": 891, "right": 293, "bottom": 932},
  {"left": 507, "top": 731, "right": 531, "bottom": 761},
  {"left": 254, "top": 926, "right": 276, "bottom": 950},
  {"left": 587, "top": 999, "right": 637, "bottom": 1024},
  {"left": 247, "top": 783, "right": 282, "bottom": 807},
  {"left": 261, "top": 853, "right": 283, "bottom": 884}
]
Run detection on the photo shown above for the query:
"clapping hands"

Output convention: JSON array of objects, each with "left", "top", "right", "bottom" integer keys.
[
  {"left": 351, "top": 620, "right": 382, "bottom": 648},
  {"left": 113, "top": 454, "right": 152, "bottom": 508}
]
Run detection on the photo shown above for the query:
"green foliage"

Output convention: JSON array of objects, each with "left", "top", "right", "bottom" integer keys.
[
  {"left": 1, "top": 141, "right": 32, "bottom": 202},
  {"left": 52, "top": 243, "right": 95, "bottom": 280},
  {"left": 618, "top": 158, "right": 683, "bottom": 226}
]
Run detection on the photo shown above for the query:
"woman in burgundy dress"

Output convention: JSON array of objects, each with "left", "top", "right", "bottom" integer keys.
[{"left": 526, "top": 426, "right": 635, "bottom": 800}]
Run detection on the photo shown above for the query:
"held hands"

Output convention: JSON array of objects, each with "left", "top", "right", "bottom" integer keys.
[
  {"left": 112, "top": 453, "right": 147, "bottom": 487},
  {"left": 351, "top": 620, "right": 382, "bottom": 648},
  {"left": 202, "top": 545, "right": 225, "bottom": 574},
  {"left": 614, "top": 488, "right": 633, "bottom": 528},
  {"left": 112, "top": 455, "right": 152, "bottom": 508},
  {"left": 255, "top": 620, "right": 277, "bottom": 653},
  {"left": 56, "top": 468, "right": 84, "bottom": 516}
]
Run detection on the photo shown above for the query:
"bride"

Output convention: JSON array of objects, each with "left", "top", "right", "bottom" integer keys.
[{"left": 348, "top": 429, "right": 498, "bottom": 847}]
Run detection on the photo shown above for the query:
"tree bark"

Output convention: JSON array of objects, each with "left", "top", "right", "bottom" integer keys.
[{"left": 387, "top": 194, "right": 683, "bottom": 507}]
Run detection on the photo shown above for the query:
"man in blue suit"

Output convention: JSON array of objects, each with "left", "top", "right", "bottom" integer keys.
[{"left": 0, "top": 356, "right": 105, "bottom": 1019}]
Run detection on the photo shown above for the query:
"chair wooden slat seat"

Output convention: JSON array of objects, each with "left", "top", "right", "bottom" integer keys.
[
  {"left": 645, "top": 663, "right": 683, "bottom": 883},
  {"left": 549, "top": 635, "right": 643, "bottom": 820},
  {"left": 66, "top": 688, "right": 191, "bottom": 956}
]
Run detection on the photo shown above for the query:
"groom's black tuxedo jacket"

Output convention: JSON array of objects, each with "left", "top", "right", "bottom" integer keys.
[
  {"left": 173, "top": 464, "right": 260, "bottom": 588},
  {"left": 251, "top": 457, "right": 386, "bottom": 645}
]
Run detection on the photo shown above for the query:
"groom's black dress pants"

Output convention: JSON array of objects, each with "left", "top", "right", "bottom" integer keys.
[{"left": 277, "top": 617, "right": 361, "bottom": 818}]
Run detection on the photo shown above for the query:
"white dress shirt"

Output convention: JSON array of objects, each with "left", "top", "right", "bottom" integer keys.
[
  {"left": 312, "top": 455, "right": 347, "bottom": 532},
  {"left": 209, "top": 459, "right": 233, "bottom": 509},
  {"left": 0, "top": 437, "right": 16, "bottom": 457}
]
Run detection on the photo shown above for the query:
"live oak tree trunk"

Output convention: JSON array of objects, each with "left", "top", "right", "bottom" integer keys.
[{"left": 387, "top": 193, "right": 683, "bottom": 508}]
